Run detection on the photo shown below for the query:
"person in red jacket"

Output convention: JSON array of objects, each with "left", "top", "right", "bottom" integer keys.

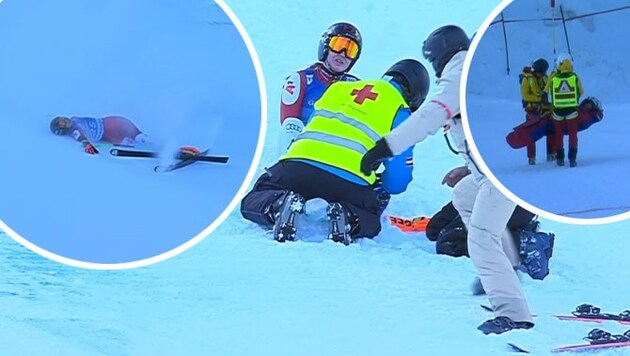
[{"left": 279, "top": 22, "right": 362, "bottom": 154}]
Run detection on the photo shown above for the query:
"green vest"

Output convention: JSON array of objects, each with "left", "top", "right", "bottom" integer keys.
[
  {"left": 551, "top": 73, "right": 578, "bottom": 108},
  {"left": 281, "top": 80, "right": 407, "bottom": 184}
]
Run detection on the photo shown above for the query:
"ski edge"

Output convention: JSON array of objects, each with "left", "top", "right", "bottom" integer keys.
[
  {"left": 552, "top": 341, "right": 630, "bottom": 353},
  {"left": 555, "top": 315, "right": 630, "bottom": 325}
]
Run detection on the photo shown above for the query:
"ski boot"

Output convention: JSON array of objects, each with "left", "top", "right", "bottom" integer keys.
[
  {"left": 262, "top": 191, "right": 288, "bottom": 226},
  {"left": 477, "top": 316, "right": 533, "bottom": 335},
  {"left": 568, "top": 148, "right": 578, "bottom": 168},
  {"left": 273, "top": 191, "right": 305, "bottom": 243},
  {"left": 326, "top": 202, "right": 354, "bottom": 246},
  {"left": 134, "top": 133, "right": 155, "bottom": 147},
  {"left": 528, "top": 157, "right": 536, "bottom": 165},
  {"left": 556, "top": 148, "right": 565, "bottom": 167},
  {"left": 519, "top": 227, "right": 554, "bottom": 280},
  {"left": 546, "top": 152, "right": 556, "bottom": 162}
]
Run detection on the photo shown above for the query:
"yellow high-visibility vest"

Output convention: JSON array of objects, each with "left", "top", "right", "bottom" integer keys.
[
  {"left": 281, "top": 80, "right": 407, "bottom": 184},
  {"left": 552, "top": 73, "right": 579, "bottom": 108}
]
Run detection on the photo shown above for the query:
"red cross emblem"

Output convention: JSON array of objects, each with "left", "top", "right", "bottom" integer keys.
[{"left": 351, "top": 84, "right": 378, "bottom": 104}]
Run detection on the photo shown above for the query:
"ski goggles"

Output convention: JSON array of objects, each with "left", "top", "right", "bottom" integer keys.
[{"left": 327, "top": 35, "right": 360, "bottom": 60}]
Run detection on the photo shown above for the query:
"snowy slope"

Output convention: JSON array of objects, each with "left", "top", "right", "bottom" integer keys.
[
  {"left": 0, "top": 0, "right": 263, "bottom": 265},
  {"left": 1, "top": 0, "right": 630, "bottom": 355},
  {"left": 466, "top": 0, "right": 630, "bottom": 220}
]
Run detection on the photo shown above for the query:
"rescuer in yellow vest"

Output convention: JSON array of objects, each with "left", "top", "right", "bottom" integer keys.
[
  {"left": 543, "top": 53, "right": 585, "bottom": 167},
  {"left": 520, "top": 58, "right": 554, "bottom": 165},
  {"left": 240, "top": 59, "right": 430, "bottom": 245}
]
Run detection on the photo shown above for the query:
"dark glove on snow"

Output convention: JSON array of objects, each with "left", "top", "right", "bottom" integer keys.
[
  {"left": 361, "top": 138, "right": 393, "bottom": 176},
  {"left": 83, "top": 142, "right": 99, "bottom": 155}
]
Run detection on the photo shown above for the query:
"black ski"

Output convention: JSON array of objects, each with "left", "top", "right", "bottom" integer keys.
[
  {"left": 110, "top": 148, "right": 157, "bottom": 158},
  {"left": 177, "top": 153, "right": 229, "bottom": 164},
  {"left": 507, "top": 342, "right": 529, "bottom": 353},
  {"left": 110, "top": 148, "right": 229, "bottom": 164}
]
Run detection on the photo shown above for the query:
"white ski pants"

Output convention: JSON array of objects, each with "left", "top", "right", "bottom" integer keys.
[{"left": 452, "top": 174, "right": 534, "bottom": 323}]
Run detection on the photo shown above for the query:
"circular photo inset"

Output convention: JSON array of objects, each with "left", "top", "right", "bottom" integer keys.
[
  {"left": 0, "top": 0, "right": 266, "bottom": 267},
  {"left": 463, "top": 0, "right": 629, "bottom": 222}
]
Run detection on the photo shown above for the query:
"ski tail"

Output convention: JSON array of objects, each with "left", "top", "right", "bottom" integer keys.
[
  {"left": 507, "top": 342, "right": 529, "bottom": 353},
  {"left": 110, "top": 148, "right": 157, "bottom": 158}
]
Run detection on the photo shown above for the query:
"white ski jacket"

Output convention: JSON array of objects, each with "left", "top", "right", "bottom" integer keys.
[{"left": 384, "top": 50, "right": 482, "bottom": 178}]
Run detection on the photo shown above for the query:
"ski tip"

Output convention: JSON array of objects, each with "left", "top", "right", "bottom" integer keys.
[
  {"left": 110, "top": 148, "right": 119, "bottom": 156},
  {"left": 507, "top": 342, "right": 530, "bottom": 353}
]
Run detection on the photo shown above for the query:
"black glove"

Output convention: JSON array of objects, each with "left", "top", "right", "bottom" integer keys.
[
  {"left": 83, "top": 142, "right": 99, "bottom": 154},
  {"left": 361, "top": 138, "right": 393, "bottom": 175}
]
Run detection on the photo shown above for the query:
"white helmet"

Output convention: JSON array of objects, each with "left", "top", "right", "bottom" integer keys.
[{"left": 555, "top": 53, "right": 573, "bottom": 68}]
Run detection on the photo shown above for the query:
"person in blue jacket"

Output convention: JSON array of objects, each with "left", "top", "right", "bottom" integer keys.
[{"left": 240, "top": 59, "right": 430, "bottom": 245}]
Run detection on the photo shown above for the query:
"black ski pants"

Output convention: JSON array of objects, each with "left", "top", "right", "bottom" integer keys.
[{"left": 240, "top": 160, "right": 381, "bottom": 238}]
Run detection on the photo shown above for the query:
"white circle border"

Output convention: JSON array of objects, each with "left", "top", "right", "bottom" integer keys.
[
  {"left": 460, "top": 0, "right": 630, "bottom": 225},
  {"left": 0, "top": 0, "right": 268, "bottom": 269}
]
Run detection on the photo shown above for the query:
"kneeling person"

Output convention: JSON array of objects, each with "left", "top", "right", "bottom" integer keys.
[{"left": 240, "top": 59, "right": 430, "bottom": 245}]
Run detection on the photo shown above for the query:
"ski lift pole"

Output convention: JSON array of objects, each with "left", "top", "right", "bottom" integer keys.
[
  {"left": 560, "top": 5, "right": 573, "bottom": 57},
  {"left": 500, "top": 12, "right": 510, "bottom": 75},
  {"left": 551, "top": 0, "right": 557, "bottom": 56}
]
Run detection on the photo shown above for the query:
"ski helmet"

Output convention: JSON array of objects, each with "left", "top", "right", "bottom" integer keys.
[
  {"left": 384, "top": 59, "right": 430, "bottom": 112},
  {"left": 555, "top": 53, "right": 572, "bottom": 68},
  {"left": 422, "top": 25, "right": 469, "bottom": 78},
  {"left": 317, "top": 22, "right": 362, "bottom": 72},
  {"left": 50, "top": 116, "right": 72, "bottom": 135},
  {"left": 532, "top": 58, "right": 549, "bottom": 74}
]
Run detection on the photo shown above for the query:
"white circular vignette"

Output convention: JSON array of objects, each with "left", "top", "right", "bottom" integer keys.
[
  {"left": 459, "top": 0, "right": 630, "bottom": 226},
  {"left": 0, "top": 0, "right": 268, "bottom": 270}
]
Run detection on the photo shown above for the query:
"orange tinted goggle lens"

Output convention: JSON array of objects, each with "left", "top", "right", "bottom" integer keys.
[{"left": 328, "top": 36, "right": 359, "bottom": 59}]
